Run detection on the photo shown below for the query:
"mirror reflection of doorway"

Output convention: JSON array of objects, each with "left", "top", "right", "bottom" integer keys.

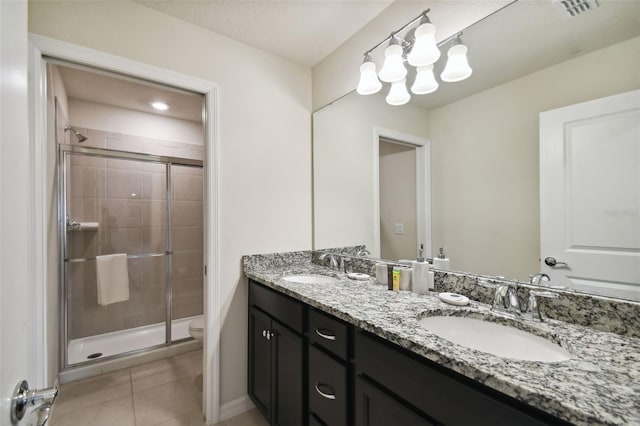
[{"left": 379, "top": 138, "right": 417, "bottom": 261}]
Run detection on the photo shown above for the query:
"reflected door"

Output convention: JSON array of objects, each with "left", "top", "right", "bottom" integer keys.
[{"left": 540, "top": 89, "right": 640, "bottom": 300}]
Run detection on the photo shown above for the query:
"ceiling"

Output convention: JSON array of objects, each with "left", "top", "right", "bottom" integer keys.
[
  {"left": 136, "top": 0, "right": 394, "bottom": 67},
  {"left": 57, "top": 64, "right": 204, "bottom": 122}
]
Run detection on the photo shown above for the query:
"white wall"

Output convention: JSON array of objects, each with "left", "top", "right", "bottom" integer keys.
[
  {"left": 311, "top": 0, "right": 511, "bottom": 111},
  {"left": 29, "top": 0, "right": 312, "bottom": 407},
  {"left": 428, "top": 35, "right": 640, "bottom": 280},
  {"left": 313, "top": 91, "right": 429, "bottom": 254},
  {"left": 69, "top": 99, "right": 203, "bottom": 144}
]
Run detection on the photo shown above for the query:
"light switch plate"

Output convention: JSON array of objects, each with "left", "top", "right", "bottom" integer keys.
[{"left": 394, "top": 223, "right": 405, "bottom": 235}]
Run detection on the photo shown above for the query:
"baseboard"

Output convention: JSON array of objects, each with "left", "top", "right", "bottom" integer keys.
[{"left": 219, "top": 395, "right": 255, "bottom": 421}]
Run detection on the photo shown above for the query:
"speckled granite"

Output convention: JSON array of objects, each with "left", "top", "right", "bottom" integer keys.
[
  {"left": 243, "top": 255, "right": 640, "bottom": 425},
  {"left": 302, "top": 251, "right": 640, "bottom": 338}
]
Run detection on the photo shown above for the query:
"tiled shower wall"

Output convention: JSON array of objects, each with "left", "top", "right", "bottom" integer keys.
[{"left": 65, "top": 128, "right": 203, "bottom": 339}]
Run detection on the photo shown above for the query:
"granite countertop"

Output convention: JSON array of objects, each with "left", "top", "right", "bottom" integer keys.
[{"left": 244, "top": 262, "right": 640, "bottom": 426}]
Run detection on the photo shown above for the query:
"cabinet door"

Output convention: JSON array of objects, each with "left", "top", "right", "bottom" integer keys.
[
  {"left": 356, "top": 376, "right": 433, "bottom": 426},
  {"left": 249, "top": 307, "right": 273, "bottom": 421},
  {"left": 272, "top": 320, "right": 304, "bottom": 426}
]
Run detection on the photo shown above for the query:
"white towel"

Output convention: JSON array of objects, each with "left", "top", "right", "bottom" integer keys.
[{"left": 96, "top": 253, "right": 130, "bottom": 305}]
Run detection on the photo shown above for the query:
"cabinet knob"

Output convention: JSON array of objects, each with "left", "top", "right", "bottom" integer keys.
[
  {"left": 314, "top": 382, "right": 336, "bottom": 400},
  {"left": 262, "top": 330, "right": 266, "bottom": 338},
  {"left": 315, "top": 328, "right": 336, "bottom": 341},
  {"left": 266, "top": 331, "right": 273, "bottom": 340}
]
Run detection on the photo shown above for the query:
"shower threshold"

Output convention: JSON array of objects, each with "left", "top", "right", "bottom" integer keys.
[{"left": 67, "top": 315, "right": 200, "bottom": 365}]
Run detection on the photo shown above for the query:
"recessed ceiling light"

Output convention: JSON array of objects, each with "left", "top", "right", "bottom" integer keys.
[{"left": 151, "top": 101, "right": 169, "bottom": 111}]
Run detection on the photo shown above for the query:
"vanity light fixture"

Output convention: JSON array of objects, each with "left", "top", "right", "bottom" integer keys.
[
  {"left": 356, "top": 54, "right": 382, "bottom": 95},
  {"left": 378, "top": 38, "right": 408, "bottom": 83},
  {"left": 441, "top": 34, "right": 473, "bottom": 82},
  {"left": 407, "top": 15, "right": 440, "bottom": 67},
  {"left": 150, "top": 101, "right": 169, "bottom": 111},
  {"left": 356, "top": 9, "right": 472, "bottom": 106},
  {"left": 386, "top": 79, "right": 411, "bottom": 106},
  {"left": 411, "top": 64, "right": 439, "bottom": 95}
]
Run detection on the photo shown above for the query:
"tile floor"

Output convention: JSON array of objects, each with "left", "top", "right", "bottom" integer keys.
[{"left": 50, "top": 350, "right": 268, "bottom": 426}]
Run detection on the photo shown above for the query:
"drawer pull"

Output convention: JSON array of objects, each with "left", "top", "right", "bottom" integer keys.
[
  {"left": 314, "top": 382, "right": 336, "bottom": 400},
  {"left": 315, "top": 328, "right": 336, "bottom": 341}
]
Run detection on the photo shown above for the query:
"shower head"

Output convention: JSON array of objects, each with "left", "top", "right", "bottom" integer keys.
[{"left": 64, "top": 125, "right": 88, "bottom": 143}]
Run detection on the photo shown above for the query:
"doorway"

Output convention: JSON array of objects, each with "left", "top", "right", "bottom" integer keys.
[
  {"left": 373, "top": 127, "right": 431, "bottom": 261},
  {"left": 30, "top": 36, "right": 220, "bottom": 423}
]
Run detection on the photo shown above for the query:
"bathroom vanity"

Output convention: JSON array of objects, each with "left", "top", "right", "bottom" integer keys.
[{"left": 244, "top": 252, "right": 640, "bottom": 426}]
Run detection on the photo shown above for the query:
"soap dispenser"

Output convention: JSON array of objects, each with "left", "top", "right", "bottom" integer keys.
[
  {"left": 433, "top": 247, "right": 450, "bottom": 270},
  {"left": 412, "top": 244, "right": 429, "bottom": 294}
]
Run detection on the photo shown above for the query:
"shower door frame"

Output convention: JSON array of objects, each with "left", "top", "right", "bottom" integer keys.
[{"left": 59, "top": 144, "right": 203, "bottom": 369}]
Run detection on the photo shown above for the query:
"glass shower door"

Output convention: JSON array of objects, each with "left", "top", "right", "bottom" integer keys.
[
  {"left": 169, "top": 164, "right": 204, "bottom": 341},
  {"left": 64, "top": 151, "right": 170, "bottom": 364}
]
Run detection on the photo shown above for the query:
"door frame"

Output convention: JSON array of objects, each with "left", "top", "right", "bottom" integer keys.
[
  {"left": 372, "top": 127, "right": 432, "bottom": 260},
  {"left": 28, "top": 35, "right": 221, "bottom": 423}
]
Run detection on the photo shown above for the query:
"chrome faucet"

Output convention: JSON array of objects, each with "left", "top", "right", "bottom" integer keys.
[
  {"left": 341, "top": 256, "right": 352, "bottom": 273},
  {"left": 319, "top": 252, "right": 340, "bottom": 270},
  {"left": 492, "top": 282, "right": 521, "bottom": 316},
  {"left": 529, "top": 273, "right": 550, "bottom": 287},
  {"left": 524, "top": 289, "right": 559, "bottom": 322}
]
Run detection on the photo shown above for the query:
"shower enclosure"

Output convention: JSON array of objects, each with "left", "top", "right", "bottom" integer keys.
[{"left": 59, "top": 144, "right": 204, "bottom": 368}]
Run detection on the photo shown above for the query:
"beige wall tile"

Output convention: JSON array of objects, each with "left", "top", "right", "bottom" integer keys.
[{"left": 172, "top": 201, "right": 202, "bottom": 227}]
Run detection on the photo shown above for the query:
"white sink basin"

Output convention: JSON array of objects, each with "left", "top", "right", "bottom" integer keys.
[
  {"left": 418, "top": 316, "right": 571, "bottom": 362},
  {"left": 282, "top": 274, "right": 336, "bottom": 284}
]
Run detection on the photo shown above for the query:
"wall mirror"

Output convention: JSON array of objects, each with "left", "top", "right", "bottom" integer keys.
[{"left": 312, "top": 0, "right": 640, "bottom": 300}]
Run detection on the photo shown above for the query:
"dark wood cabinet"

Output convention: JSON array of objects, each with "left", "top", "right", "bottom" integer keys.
[
  {"left": 356, "top": 375, "right": 433, "bottom": 426},
  {"left": 248, "top": 307, "right": 273, "bottom": 418},
  {"left": 248, "top": 281, "right": 304, "bottom": 425},
  {"left": 355, "top": 331, "right": 568, "bottom": 426},
  {"left": 308, "top": 345, "right": 348, "bottom": 426},
  {"left": 248, "top": 279, "right": 567, "bottom": 426}
]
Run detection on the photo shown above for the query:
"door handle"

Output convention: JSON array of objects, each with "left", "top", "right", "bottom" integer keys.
[
  {"left": 315, "top": 328, "right": 336, "bottom": 341},
  {"left": 314, "top": 382, "right": 336, "bottom": 400},
  {"left": 544, "top": 257, "right": 568, "bottom": 267},
  {"left": 11, "top": 380, "right": 58, "bottom": 422}
]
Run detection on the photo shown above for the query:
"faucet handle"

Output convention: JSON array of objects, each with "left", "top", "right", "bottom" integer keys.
[{"left": 526, "top": 289, "right": 559, "bottom": 321}]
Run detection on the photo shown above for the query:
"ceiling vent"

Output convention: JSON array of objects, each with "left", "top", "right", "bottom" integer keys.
[{"left": 552, "top": 0, "right": 600, "bottom": 18}]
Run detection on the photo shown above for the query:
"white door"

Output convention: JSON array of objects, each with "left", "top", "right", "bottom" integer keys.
[
  {"left": 540, "top": 90, "right": 640, "bottom": 300},
  {"left": 1, "top": 1, "right": 52, "bottom": 424}
]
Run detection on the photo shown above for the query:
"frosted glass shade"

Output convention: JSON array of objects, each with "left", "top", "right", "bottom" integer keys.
[
  {"left": 441, "top": 43, "right": 472, "bottom": 82},
  {"left": 378, "top": 44, "right": 407, "bottom": 83},
  {"left": 386, "top": 79, "right": 410, "bottom": 106},
  {"left": 411, "top": 65, "right": 439, "bottom": 95},
  {"left": 357, "top": 62, "right": 382, "bottom": 95},
  {"left": 407, "top": 23, "right": 440, "bottom": 67}
]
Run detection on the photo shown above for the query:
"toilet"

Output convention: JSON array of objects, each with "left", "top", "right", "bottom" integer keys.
[{"left": 188, "top": 316, "right": 204, "bottom": 341}]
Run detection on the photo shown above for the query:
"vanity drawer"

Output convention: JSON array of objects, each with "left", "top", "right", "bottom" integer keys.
[
  {"left": 249, "top": 280, "right": 303, "bottom": 333},
  {"left": 309, "top": 345, "right": 348, "bottom": 426},
  {"left": 355, "top": 331, "right": 565, "bottom": 426},
  {"left": 309, "top": 308, "right": 349, "bottom": 360}
]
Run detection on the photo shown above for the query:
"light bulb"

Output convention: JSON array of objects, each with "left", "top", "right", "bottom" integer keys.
[
  {"left": 386, "top": 79, "right": 410, "bottom": 106},
  {"left": 411, "top": 64, "right": 439, "bottom": 95},
  {"left": 441, "top": 40, "right": 472, "bottom": 82},
  {"left": 356, "top": 61, "right": 382, "bottom": 95},
  {"left": 378, "top": 44, "right": 407, "bottom": 83},
  {"left": 407, "top": 22, "right": 440, "bottom": 67}
]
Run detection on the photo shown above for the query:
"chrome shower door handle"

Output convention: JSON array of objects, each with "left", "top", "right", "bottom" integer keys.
[{"left": 544, "top": 257, "right": 568, "bottom": 267}]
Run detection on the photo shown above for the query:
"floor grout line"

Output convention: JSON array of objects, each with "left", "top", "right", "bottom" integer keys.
[{"left": 129, "top": 367, "right": 138, "bottom": 426}]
